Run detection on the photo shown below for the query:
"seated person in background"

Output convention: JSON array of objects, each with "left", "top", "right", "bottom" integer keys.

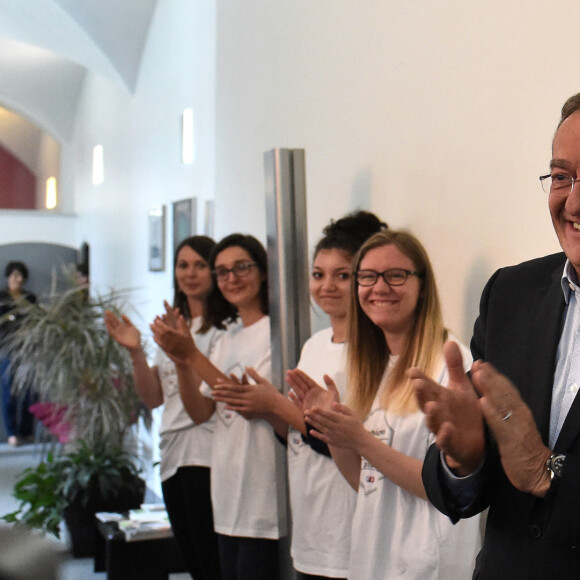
[{"left": 0, "top": 261, "right": 36, "bottom": 447}]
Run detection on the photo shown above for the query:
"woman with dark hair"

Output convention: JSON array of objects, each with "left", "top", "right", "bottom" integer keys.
[
  {"left": 151, "top": 233, "right": 286, "bottom": 580},
  {"left": 0, "top": 261, "right": 36, "bottom": 447},
  {"left": 289, "top": 230, "right": 481, "bottom": 580},
  {"left": 203, "top": 233, "right": 269, "bottom": 329},
  {"left": 105, "top": 235, "right": 221, "bottom": 580},
  {"left": 213, "top": 212, "right": 386, "bottom": 580}
]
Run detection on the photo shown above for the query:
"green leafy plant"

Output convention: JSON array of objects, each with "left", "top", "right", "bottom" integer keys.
[
  {"left": 3, "top": 452, "right": 67, "bottom": 537},
  {"left": 3, "top": 441, "right": 143, "bottom": 538}
]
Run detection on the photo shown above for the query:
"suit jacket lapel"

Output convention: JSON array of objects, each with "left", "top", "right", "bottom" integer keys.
[{"left": 526, "top": 264, "right": 565, "bottom": 443}]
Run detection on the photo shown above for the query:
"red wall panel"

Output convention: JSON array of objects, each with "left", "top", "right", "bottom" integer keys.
[{"left": 0, "top": 145, "right": 36, "bottom": 209}]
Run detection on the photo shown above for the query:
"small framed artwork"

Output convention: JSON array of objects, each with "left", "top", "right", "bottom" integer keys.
[
  {"left": 148, "top": 205, "right": 166, "bottom": 271},
  {"left": 173, "top": 197, "right": 197, "bottom": 250}
]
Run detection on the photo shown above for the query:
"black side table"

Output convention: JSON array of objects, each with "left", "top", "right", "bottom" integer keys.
[{"left": 94, "top": 519, "right": 186, "bottom": 580}]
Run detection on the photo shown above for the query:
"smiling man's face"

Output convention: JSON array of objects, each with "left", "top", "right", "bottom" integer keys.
[{"left": 550, "top": 110, "right": 580, "bottom": 278}]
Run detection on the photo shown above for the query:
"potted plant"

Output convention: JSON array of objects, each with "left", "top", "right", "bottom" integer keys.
[
  {"left": 0, "top": 281, "right": 148, "bottom": 556},
  {"left": 4, "top": 441, "right": 145, "bottom": 555}
]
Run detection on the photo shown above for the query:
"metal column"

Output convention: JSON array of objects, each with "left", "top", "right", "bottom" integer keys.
[
  {"left": 264, "top": 149, "right": 310, "bottom": 580},
  {"left": 264, "top": 148, "right": 311, "bottom": 393}
]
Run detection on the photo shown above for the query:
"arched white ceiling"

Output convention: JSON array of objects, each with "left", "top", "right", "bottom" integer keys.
[{"left": 0, "top": 0, "right": 158, "bottom": 142}]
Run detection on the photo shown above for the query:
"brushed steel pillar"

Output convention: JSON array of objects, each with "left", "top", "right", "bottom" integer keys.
[
  {"left": 264, "top": 148, "right": 310, "bottom": 580},
  {"left": 264, "top": 148, "right": 311, "bottom": 393}
]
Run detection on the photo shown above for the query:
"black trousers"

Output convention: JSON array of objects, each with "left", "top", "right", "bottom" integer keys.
[
  {"left": 217, "top": 533, "right": 279, "bottom": 580},
  {"left": 161, "top": 465, "right": 221, "bottom": 580},
  {"left": 1, "top": 357, "right": 33, "bottom": 439}
]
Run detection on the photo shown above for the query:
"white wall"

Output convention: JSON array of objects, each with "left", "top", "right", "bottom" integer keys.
[
  {"left": 213, "top": 0, "right": 572, "bottom": 343},
  {"left": 0, "top": 211, "right": 77, "bottom": 245},
  {"left": 6, "top": 1, "right": 574, "bottom": 345},
  {"left": 71, "top": 0, "right": 216, "bottom": 331},
  {"left": 68, "top": 0, "right": 217, "bottom": 496}
]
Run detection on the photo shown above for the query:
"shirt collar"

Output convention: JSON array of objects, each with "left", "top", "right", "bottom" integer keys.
[{"left": 561, "top": 259, "right": 580, "bottom": 303}]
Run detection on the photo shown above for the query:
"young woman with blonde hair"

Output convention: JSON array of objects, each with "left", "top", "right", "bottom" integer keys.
[{"left": 289, "top": 230, "right": 480, "bottom": 580}]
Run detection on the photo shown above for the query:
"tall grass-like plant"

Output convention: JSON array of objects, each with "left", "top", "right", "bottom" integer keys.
[{"left": 1, "top": 284, "right": 146, "bottom": 449}]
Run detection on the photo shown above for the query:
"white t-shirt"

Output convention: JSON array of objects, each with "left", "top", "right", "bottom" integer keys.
[
  {"left": 201, "top": 315, "right": 288, "bottom": 539},
  {"left": 349, "top": 338, "right": 481, "bottom": 580},
  {"left": 153, "top": 317, "right": 221, "bottom": 481},
  {"left": 288, "top": 327, "right": 357, "bottom": 577}
]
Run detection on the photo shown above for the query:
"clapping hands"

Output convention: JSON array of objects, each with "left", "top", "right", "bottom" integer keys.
[
  {"left": 150, "top": 301, "right": 198, "bottom": 364},
  {"left": 104, "top": 311, "right": 141, "bottom": 352},
  {"left": 213, "top": 368, "right": 279, "bottom": 420}
]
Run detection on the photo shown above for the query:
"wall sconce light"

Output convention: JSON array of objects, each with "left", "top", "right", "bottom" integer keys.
[
  {"left": 45, "top": 176, "right": 57, "bottom": 209},
  {"left": 182, "top": 108, "right": 195, "bottom": 164},
  {"left": 92, "top": 145, "right": 104, "bottom": 185}
]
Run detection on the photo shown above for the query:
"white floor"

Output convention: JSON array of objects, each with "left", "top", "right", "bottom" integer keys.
[{"left": 0, "top": 442, "right": 191, "bottom": 579}]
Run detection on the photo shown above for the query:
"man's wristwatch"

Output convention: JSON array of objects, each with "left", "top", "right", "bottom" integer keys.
[{"left": 546, "top": 454, "right": 566, "bottom": 480}]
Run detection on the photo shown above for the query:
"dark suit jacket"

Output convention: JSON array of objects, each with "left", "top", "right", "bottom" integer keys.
[
  {"left": 423, "top": 252, "right": 580, "bottom": 579},
  {"left": 0, "top": 288, "right": 37, "bottom": 346}
]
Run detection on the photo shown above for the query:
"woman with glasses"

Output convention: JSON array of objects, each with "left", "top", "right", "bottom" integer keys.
[
  {"left": 289, "top": 230, "right": 481, "bottom": 580},
  {"left": 105, "top": 236, "right": 222, "bottom": 580},
  {"left": 212, "top": 211, "right": 387, "bottom": 580},
  {"left": 151, "top": 233, "right": 285, "bottom": 580}
]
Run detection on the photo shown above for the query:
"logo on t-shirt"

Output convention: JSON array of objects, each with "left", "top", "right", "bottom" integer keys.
[
  {"left": 159, "top": 363, "right": 179, "bottom": 397},
  {"left": 287, "top": 430, "right": 305, "bottom": 456},
  {"left": 217, "top": 362, "right": 246, "bottom": 428},
  {"left": 359, "top": 409, "right": 394, "bottom": 496}
]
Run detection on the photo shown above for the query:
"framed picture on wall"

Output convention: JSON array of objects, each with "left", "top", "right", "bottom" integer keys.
[
  {"left": 148, "top": 205, "right": 166, "bottom": 271},
  {"left": 172, "top": 197, "right": 197, "bottom": 250}
]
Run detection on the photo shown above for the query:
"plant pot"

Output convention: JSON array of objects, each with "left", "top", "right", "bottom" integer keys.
[{"left": 63, "top": 476, "right": 146, "bottom": 558}]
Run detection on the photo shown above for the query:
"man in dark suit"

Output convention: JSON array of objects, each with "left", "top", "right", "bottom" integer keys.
[{"left": 411, "top": 92, "right": 580, "bottom": 579}]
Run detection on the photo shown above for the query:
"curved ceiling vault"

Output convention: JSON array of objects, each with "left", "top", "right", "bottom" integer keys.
[{"left": 0, "top": 0, "right": 158, "bottom": 143}]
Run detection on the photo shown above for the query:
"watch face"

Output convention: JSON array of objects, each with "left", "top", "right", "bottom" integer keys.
[
  {"left": 549, "top": 454, "right": 566, "bottom": 478},
  {"left": 553, "top": 455, "right": 566, "bottom": 477}
]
